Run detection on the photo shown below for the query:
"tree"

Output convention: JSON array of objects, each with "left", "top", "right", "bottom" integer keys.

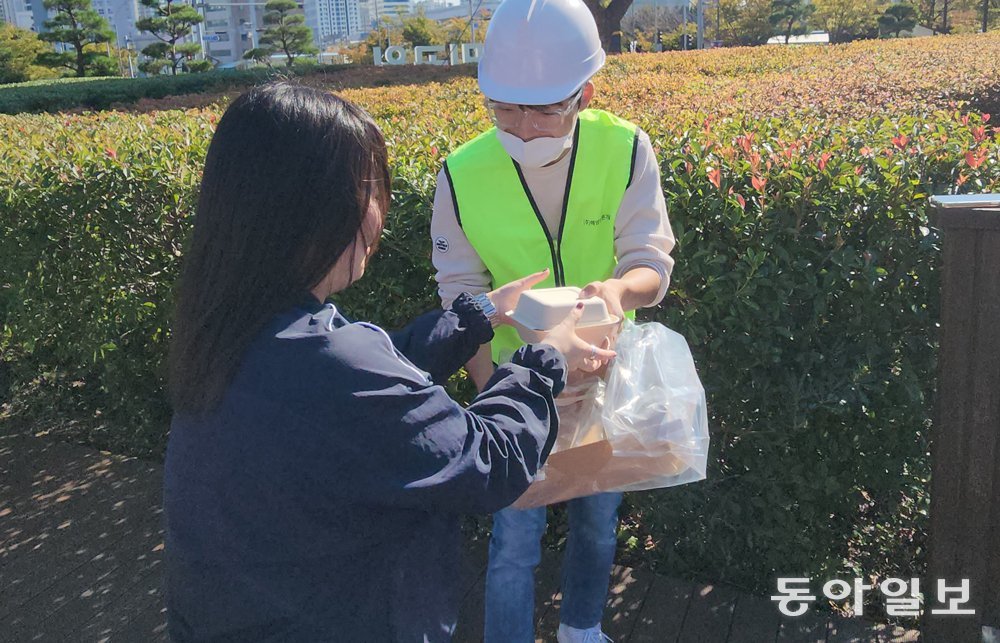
[
  {"left": 258, "top": 0, "right": 317, "bottom": 68},
  {"left": 439, "top": 12, "right": 491, "bottom": 44},
  {"left": 340, "top": 14, "right": 401, "bottom": 64},
  {"left": 941, "top": 0, "right": 952, "bottom": 31},
  {"left": 660, "top": 23, "right": 698, "bottom": 50},
  {"left": 916, "top": 0, "right": 939, "bottom": 31},
  {"left": 111, "top": 40, "right": 138, "bottom": 77},
  {"left": 913, "top": 0, "right": 985, "bottom": 33},
  {"left": 939, "top": 0, "right": 996, "bottom": 33},
  {"left": 243, "top": 47, "right": 274, "bottom": 68},
  {"left": 135, "top": 0, "right": 204, "bottom": 75},
  {"left": 621, "top": 5, "right": 682, "bottom": 51},
  {"left": 84, "top": 41, "right": 121, "bottom": 75},
  {"left": 770, "top": 0, "right": 815, "bottom": 43},
  {"left": 0, "top": 24, "right": 57, "bottom": 84},
  {"left": 476, "top": 8, "right": 493, "bottom": 40},
  {"left": 441, "top": 16, "right": 477, "bottom": 44},
  {"left": 582, "top": 0, "right": 635, "bottom": 53},
  {"left": 878, "top": 2, "right": 917, "bottom": 36},
  {"left": 373, "top": 14, "right": 403, "bottom": 49},
  {"left": 36, "top": 0, "right": 114, "bottom": 77},
  {"left": 981, "top": 0, "right": 999, "bottom": 31},
  {"left": 812, "top": 0, "right": 883, "bottom": 42},
  {"left": 186, "top": 58, "right": 214, "bottom": 72},
  {"left": 401, "top": 10, "right": 446, "bottom": 47},
  {"left": 717, "top": 0, "right": 776, "bottom": 45}
]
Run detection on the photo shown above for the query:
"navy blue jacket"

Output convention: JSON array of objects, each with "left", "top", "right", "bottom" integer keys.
[{"left": 164, "top": 293, "right": 566, "bottom": 642}]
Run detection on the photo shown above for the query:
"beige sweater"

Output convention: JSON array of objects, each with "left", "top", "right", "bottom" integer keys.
[{"left": 431, "top": 128, "right": 676, "bottom": 308}]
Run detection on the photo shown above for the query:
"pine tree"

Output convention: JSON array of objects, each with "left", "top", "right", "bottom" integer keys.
[
  {"left": 769, "top": 0, "right": 815, "bottom": 43},
  {"left": 135, "top": 0, "right": 205, "bottom": 75},
  {"left": 878, "top": 3, "right": 917, "bottom": 36},
  {"left": 37, "top": 0, "right": 115, "bottom": 77},
  {"left": 258, "top": 0, "right": 316, "bottom": 68}
]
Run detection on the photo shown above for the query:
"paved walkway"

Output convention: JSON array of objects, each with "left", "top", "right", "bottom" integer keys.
[{"left": 0, "top": 433, "right": 921, "bottom": 642}]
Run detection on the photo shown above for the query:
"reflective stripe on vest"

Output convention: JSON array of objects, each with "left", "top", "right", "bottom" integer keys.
[{"left": 445, "top": 109, "right": 639, "bottom": 363}]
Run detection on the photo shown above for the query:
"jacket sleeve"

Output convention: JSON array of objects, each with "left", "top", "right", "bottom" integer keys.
[
  {"left": 311, "top": 324, "right": 566, "bottom": 514},
  {"left": 387, "top": 293, "right": 493, "bottom": 384}
]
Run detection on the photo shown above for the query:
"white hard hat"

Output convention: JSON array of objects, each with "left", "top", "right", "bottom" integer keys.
[{"left": 477, "top": 0, "right": 606, "bottom": 105}]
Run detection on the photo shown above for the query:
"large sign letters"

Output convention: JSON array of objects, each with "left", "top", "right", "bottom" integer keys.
[{"left": 372, "top": 43, "right": 483, "bottom": 66}]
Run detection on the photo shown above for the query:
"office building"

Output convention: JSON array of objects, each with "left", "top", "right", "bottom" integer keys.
[
  {"left": 305, "top": 0, "right": 366, "bottom": 46},
  {"left": 0, "top": 0, "right": 35, "bottom": 30},
  {"left": 199, "top": 0, "right": 262, "bottom": 66}
]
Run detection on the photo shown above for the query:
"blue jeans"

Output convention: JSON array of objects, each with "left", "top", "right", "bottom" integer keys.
[{"left": 484, "top": 492, "right": 623, "bottom": 642}]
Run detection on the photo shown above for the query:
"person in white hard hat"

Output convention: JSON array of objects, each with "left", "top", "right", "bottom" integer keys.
[{"left": 430, "top": 0, "right": 676, "bottom": 641}]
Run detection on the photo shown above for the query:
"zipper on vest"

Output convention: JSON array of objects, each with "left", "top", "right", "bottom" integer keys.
[
  {"left": 512, "top": 162, "right": 565, "bottom": 287},
  {"left": 555, "top": 124, "right": 582, "bottom": 289},
  {"left": 510, "top": 121, "right": 582, "bottom": 289}
]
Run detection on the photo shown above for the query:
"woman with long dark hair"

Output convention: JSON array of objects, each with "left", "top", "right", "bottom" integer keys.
[{"left": 164, "top": 82, "right": 614, "bottom": 642}]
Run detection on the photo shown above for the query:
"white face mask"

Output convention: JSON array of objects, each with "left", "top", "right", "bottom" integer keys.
[{"left": 496, "top": 125, "right": 575, "bottom": 168}]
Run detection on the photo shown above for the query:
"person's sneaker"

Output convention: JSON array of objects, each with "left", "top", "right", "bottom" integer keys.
[{"left": 556, "top": 623, "right": 613, "bottom": 643}]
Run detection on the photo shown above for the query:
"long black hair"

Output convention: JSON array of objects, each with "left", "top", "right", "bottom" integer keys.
[{"left": 169, "top": 82, "right": 390, "bottom": 413}]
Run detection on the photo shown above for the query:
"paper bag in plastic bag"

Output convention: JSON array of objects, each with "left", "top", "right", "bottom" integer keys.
[
  {"left": 512, "top": 320, "right": 709, "bottom": 508},
  {"left": 599, "top": 320, "right": 709, "bottom": 492}
]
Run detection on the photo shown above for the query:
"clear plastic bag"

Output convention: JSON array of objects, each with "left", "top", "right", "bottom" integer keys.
[
  {"left": 599, "top": 319, "right": 710, "bottom": 492},
  {"left": 512, "top": 320, "right": 709, "bottom": 509}
]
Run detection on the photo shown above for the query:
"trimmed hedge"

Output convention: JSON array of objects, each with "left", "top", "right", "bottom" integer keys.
[
  {"left": 0, "top": 64, "right": 481, "bottom": 116},
  {"left": 1, "top": 72, "right": 253, "bottom": 114},
  {"left": 2, "top": 34, "right": 1000, "bottom": 604},
  {"left": 0, "top": 65, "right": 331, "bottom": 115}
]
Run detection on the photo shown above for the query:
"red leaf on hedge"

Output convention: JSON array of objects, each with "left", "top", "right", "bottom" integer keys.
[
  {"left": 736, "top": 133, "right": 754, "bottom": 154},
  {"left": 105, "top": 148, "right": 118, "bottom": 160},
  {"left": 892, "top": 134, "right": 909, "bottom": 149},
  {"left": 819, "top": 152, "right": 832, "bottom": 171},
  {"left": 752, "top": 175, "right": 767, "bottom": 192},
  {"left": 735, "top": 193, "right": 746, "bottom": 209},
  {"left": 430, "top": 146, "right": 438, "bottom": 157},
  {"left": 983, "top": 113, "right": 991, "bottom": 123},
  {"left": 971, "top": 126, "right": 987, "bottom": 143},
  {"left": 965, "top": 149, "right": 987, "bottom": 169},
  {"left": 708, "top": 168, "right": 722, "bottom": 190}
]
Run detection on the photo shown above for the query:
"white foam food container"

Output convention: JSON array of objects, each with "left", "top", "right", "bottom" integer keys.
[{"left": 506, "top": 287, "right": 620, "bottom": 345}]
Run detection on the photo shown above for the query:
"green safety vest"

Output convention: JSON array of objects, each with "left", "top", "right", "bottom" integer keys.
[{"left": 444, "top": 109, "right": 640, "bottom": 363}]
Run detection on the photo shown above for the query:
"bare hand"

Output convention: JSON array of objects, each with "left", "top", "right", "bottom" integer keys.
[
  {"left": 579, "top": 278, "right": 626, "bottom": 352},
  {"left": 487, "top": 268, "right": 551, "bottom": 326},
  {"left": 539, "top": 303, "right": 616, "bottom": 372},
  {"left": 579, "top": 278, "right": 626, "bottom": 321}
]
